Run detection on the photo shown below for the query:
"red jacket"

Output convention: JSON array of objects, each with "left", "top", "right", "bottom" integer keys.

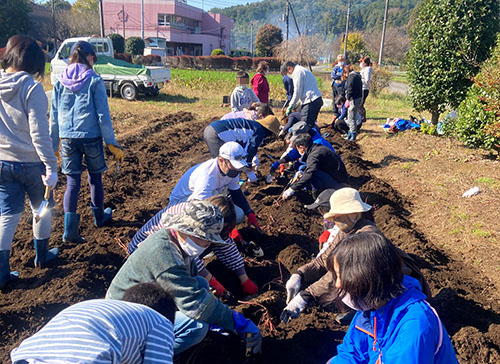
[{"left": 250, "top": 73, "right": 269, "bottom": 104}]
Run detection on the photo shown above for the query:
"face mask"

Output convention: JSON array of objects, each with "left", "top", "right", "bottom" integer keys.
[
  {"left": 341, "top": 292, "right": 368, "bottom": 311},
  {"left": 338, "top": 61, "right": 344, "bottom": 66},
  {"left": 334, "top": 214, "right": 359, "bottom": 233},
  {"left": 360, "top": 63, "right": 364, "bottom": 68},
  {"left": 225, "top": 169, "right": 240, "bottom": 178},
  {"left": 323, "top": 219, "right": 335, "bottom": 230},
  {"left": 179, "top": 236, "right": 207, "bottom": 257}
]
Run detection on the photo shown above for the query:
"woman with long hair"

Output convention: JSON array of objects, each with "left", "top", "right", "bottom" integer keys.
[{"left": 50, "top": 41, "right": 123, "bottom": 243}]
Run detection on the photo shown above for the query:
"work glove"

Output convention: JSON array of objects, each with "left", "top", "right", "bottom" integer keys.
[
  {"left": 280, "top": 293, "right": 308, "bottom": 324},
  {"left": 318, "top": 230, "right": 331, "bottom": 250},
  {"left": 279, "top": 164, "right": 286, "bottom": 175},
  {"left": 107, "top": 144, "right": 124, "bottom": 163},
  {"left": 247, "top": 212, "right": 261, "bottom": 230},
  {"left": 270, "top": 161, "right": 280, "bottom": 174},
  {"left": 285, "top": 273, "right": 302, "bottom": 304},
  {"left": 265, "top": 174, "right": 273, "bottom": 184},
  {"left": 232, "top": 311, "right": 262, "bottom": 355},
  {"left": 209, "top": 277, "right": 227, "bottom": 297},
  {"left": 241, "top": 278, "right": 259, "bottom": 295},
  {"left": 282, "top": 187, "right": 295, "bottom": 200},
  {"left": 247, "top": 170, "right": 258, "bottom": 183},
  {"left": 42, "top": 171, "right": 58, "bottom": 188},
  {"left": 286, "top": 105, "right": 293, "bottom": 116},
  {"left": 278, "top": 129, "right": 285, "bottom": 138},
  {"left": 229, "top": 228, "right": 243, "bottom": 244}
]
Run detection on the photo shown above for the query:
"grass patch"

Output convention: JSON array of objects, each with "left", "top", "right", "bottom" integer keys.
[
  {"left": 400, "top": 161, "right": 417, "bottom": 170},
  {"left": 365, "top": 90, "right": 415, "bottom": 121},
  {"left": 474, "top": 177, "right": 499, "bottom": 187},
  {"left": 390, "top": 71, "right": 408, "bottom": 84},
  {"left": 472, "top": 228, "right": 492, "bottom": 238}
]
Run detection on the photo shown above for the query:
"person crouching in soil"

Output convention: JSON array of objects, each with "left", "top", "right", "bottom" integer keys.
[
  {"left": 0, "top": 35, "right": 59, "bottom": 289},
  {"left": 50, "top": 41, "right": 123, "bottom": 243},
  {"left": 127, "top": 194, "right": 258, "bottom": 297},
  {"left": 106, "top": 200, "right": 262, "bottom": 357},
  {"left": 11, "top": 282, "right": 177, "bottom": 363},
  {"left": 280, "top": 188, "right": 430, "bottom": 324},
  {"left": 325, "top": 232, "right": 459, "bottom": 364}
]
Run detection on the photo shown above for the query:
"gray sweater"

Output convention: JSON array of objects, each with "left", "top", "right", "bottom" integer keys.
[
  {"left": 106, "top": 228, "right": 235, "bottom": 330},
  {"left": 0, "top": 71, "right": 57, "bottom": 173}
]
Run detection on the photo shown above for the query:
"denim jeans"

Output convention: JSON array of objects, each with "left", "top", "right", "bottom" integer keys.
[
  {"left": 173, "top": 276, "right": 210, "bottom": 354},
  {"left": 0, "top": 161, "right": 47, "bottom": 214},
  {"left": 61, "top": 137, "right": 107, "bottom": 175}
]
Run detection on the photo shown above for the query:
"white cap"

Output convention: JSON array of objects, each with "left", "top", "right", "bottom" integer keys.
[{"left": 219, "top": 142, "right": 248, "bottom": 170}]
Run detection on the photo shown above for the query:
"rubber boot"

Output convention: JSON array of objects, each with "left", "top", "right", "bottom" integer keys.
[
  {"left": 62, "top": 212, "right": 86, "bottom": 243},
  {"left": 349, "top": 131, "right": 357, "bottom": 141},
  {"left": 344, "top": 131, "right": 353, "bottom": 140},
  {"left": 90, "top": 204, "right": 112, "bottom": 227},
  {"left": 34, "top": 238, "right": 59, "bottom": 268},
  {"left": 0, "top": 250, "right": 18, "bottom": 289}
]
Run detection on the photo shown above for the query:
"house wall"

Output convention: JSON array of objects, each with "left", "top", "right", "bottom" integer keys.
[{"left": 103, "top": 0, "right": 233, "bottom": 55}]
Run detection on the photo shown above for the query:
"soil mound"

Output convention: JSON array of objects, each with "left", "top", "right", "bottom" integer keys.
[{"left": 1, "top": 113, "right": 499, "bottom": 363}]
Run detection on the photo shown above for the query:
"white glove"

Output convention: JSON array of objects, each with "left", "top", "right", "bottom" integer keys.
[
  {"left": 280, "top": 294, "right": 308, "bottom": 323},
  {"left": 282, "top": 187, "right": 295, "bottom": 200},
  {"left": 247, "top": 170, "right": 258, "bottom": 183},
  {"left": 252, "top": 155, "right": 259, "bottom": 168},
  {"left": 42, "top": 171, "right": 58, "bottom": 188},
  {"left": 265, "top": 174, "right": 274, "bottom": 184},
  {"left": 285, "top": 273, "right": 302, "bottom": 303},
  {"left": 462, "top": 186, "right": 480, "bottom": 198}
]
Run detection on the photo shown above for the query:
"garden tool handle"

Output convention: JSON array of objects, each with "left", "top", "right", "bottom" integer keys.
[{"left": 44, "top": 185, "right": 51, "bottom": 199}]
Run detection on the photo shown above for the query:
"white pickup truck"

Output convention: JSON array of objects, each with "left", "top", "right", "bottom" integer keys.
[{"left": 50, "top": 37, "right": 170, "bottom": 101}]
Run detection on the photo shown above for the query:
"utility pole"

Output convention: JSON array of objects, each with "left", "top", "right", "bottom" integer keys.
[
  {"left": 118, "top": 5, "right": 128, "bottom": 38},
  {"left": 343, "top": 0, "right": 351, "bottom": 59},
  {"left": 51, "top": 0, "right": 56, "bottom": 52},
  {"left": 285, "top": 0, "right": 289, "bottom": 41},
  {"left": 98, "top": 0, "right": 105, "bottom": 37},
  {"left": 122, "top": 5, "right": 125, "bottom": 38},
  {"left": 378, "top": 0, "right": 390, "bottom": 65},
  {"left": 141, "top": 0, "right": 145, "bottom": 40},
  {"left": 250, "top": 24, "right": 253, "bottom": 57}
]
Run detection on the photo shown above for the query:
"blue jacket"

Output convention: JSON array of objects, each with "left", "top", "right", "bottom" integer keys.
[
  {"left": 50, "top": 67, "right": 117, "bottom": 151},
  {"left": 337, "top": 103, "right": 347, "bottom": 120},
  {"left": 283, "top": 75, "right": 294, "bottom": 101},
  {"left": 209, "top": 118, "right": 268, "bottom": 165},
  {"left": 331, "top": 64, "right": 344, "bottom": 85},
  {"left": 329, "top": 276, "right": 459, "bottom": 364}
]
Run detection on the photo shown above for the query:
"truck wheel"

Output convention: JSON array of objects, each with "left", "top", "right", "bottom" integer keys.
[{"left": 120, "top": 83, "right": 137, "bottom": 101}]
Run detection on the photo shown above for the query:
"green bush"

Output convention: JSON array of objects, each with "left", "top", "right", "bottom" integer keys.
[
  {"left": 211, "top": 48, "right": 224, "bottom": 56},
  {"left": 370, "top": 66, "right": 391, "bottom": 96},
  {"left": 108, "top": 33, "right": 125, "bottom": 53},
  {"left": 125, "top": 37, "right": 145, "bottom": 56}
]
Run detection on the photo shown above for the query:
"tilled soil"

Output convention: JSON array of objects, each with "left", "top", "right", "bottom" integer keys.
[{"left": 1, "top": 111, "right": 499, "bottom": 363}]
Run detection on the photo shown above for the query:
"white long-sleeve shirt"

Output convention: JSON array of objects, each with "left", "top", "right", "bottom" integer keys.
[
  {"left": 360, "top": 66, "right": 373, "bottom": 90},
  {"left": 11, "top": 299, "right": 174, "bottom": 364},
  {"left": 289, "top": 65, "right": 322, "bottom": 108}
]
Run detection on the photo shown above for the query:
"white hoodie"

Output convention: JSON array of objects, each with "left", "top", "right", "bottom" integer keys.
[{"left": 230, "top": 86, "right": 260, "bottom": 112}]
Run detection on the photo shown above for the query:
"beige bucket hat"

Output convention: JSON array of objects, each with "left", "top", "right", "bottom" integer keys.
[
  {"left": 323, "top": 187, "right": 372, "bottom": 219},
  {"left": 257, "top": 115, "right": 280, "bottom": 136}
]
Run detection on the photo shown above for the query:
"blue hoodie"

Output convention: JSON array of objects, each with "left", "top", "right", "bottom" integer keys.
[
  {"left": 50, "top": 63, "right": 117, "bottom": 150},
  {"left": 328, "top": 276, "right": 459, "bottom": 364}
]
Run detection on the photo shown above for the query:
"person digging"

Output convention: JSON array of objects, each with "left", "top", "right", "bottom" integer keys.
[
  {"left": 127, "top": 194, "right": 258, "bottom": 298},
  {"left": 280, "top": 188, "right": 431, "bottom": 324},
  {"left": 106, "top": 200, "right": 262, "bottom": 357}
]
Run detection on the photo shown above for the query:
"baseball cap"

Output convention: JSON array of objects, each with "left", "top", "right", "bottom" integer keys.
[
  {"left": 304, "top": 189, "right": 336, "bottom": 210},
  {"left": 290, "top": 121, "right": 310, "bottom": 146},
  {"left": 219, "top": 142, "right": 248, "bottom": 170}
]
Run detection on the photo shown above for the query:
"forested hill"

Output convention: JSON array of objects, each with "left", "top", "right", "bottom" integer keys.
[{"left": 213, "top": 0, "right": 420, "bottom": 49}]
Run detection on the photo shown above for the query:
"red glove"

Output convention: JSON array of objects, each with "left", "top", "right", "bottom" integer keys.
[
  {"left": 247, "top": 212, "right": 261, "bottom": 230},
  {"left": 279, "top": 163, "right": 285, "bottom": 175},
  {"left": 229, "top": 228, "right": 243, "bottom": 244},
  {"left": 209, "top": 277, "right": 226, "bottom": 297},
  {"left": 241, "top": 278, "right": 258, "bottom": 295},
  {"left": 318, "top": 230, "right": 331, "bottom": 250}
]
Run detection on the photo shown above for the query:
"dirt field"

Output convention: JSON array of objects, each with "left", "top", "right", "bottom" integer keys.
[{"left": 1, "top": 109, "right": 499, "bottom": 363}]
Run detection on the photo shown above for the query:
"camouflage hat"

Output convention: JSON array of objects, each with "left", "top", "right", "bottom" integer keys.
[{"left": 162, "top": 200, "right": 227, "bottom": 244}]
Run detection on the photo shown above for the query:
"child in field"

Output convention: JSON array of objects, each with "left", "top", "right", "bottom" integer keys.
[
  {"left": 230, "top": 71, "right": 260, "bottom": 112},
  {"left": 326, "top": 232, "right": 459, "bottom": 364},
  {"left": 329, "top": 95, "right": 349, "bottom": 134}
]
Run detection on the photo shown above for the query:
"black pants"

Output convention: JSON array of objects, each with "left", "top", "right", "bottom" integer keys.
[
  {"left": 332, "top": 84, "right": 344, "bottom": 117},
  {"left": 360, "top": 89, "right": 369, "bottom": 123},
  {"left": 333, "top": 118, "right": 349, "bottom": 134},
  {"left": 301, "top": 97, "right": 324, "bottom": 129},
  {"left": 203, "top": 125, "right": 225, "bottom": 158}
]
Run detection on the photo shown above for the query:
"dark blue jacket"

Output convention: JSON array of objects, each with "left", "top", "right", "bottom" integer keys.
[
  {"left": 283, "top": 75, "right": 294, "bottom": 101},
  {"left": 328, "top": 276, "right": 459, "bottom": 364}
]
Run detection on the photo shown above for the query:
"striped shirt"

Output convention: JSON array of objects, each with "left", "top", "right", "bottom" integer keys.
[
  {"left": 129, "top": 203, "right": 244, "bottom": 272},
  {"left": 11, "top": 299, "right": 174, "bottom": 364}
]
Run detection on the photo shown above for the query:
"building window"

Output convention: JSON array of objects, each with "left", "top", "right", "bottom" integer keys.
[{"left": 158, "top": 13, "right": 200, "bottom": 33}]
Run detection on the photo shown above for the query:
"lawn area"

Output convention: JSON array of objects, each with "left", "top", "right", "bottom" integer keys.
[{"left": 390, "top": 70, "right": 408, "bottom": 83}]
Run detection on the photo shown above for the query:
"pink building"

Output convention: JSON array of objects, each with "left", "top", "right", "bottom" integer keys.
[{"left": 103, "top": 0, "right": 233, "bottom": 56}]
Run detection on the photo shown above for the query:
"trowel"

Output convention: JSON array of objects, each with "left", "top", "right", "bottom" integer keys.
[{"left": 35, "top": 186, "right": 51, "bottom": 222}]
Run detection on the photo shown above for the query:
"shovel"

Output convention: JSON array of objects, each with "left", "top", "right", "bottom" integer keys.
[{"left": 35, "top": 186, "right": 51, "bottom": 222}]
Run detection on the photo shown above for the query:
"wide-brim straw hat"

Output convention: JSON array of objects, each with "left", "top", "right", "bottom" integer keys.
[
  {"left": 162, "top": 200, "right": 228, "bottom": 244},
  {"left": 257, "top": 115, "right": 280, "bottom": 136},
  {"left": 323, "top": 187, "right": 372, "bottom": 219}
]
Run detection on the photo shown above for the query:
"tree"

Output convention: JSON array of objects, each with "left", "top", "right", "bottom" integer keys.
[
  {"left": 126, "top": 37, "right": 145, "bottom": 56},
  {"left": 339, "top": 32, "right": 371, "bottom": 65},
  {"left": 71, "top": 0, "right": 100, "bottom": 36},
  {"left": 211, "top": 48, "right": 224, "bottom": 55},
  {"left": 407, "top": 0, "right": 499, "bottom": 124},
  {"left": 274, "top": 35, "right": 325, "bottom": 66},
  {"left": 363, "top": 27, "right": 410, "bottom": 65},
  {"left": 109, "top": 33, "right": 125, "bottom": 53},
  {"left": 255, "top": 24, "right": 283, "bottom": 57},
  {"left": 0, "top": 0, "right": 31, "bottom": 47}
]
